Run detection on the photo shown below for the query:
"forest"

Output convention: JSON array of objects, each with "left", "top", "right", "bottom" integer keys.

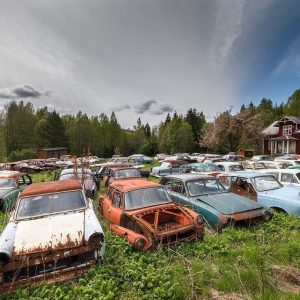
[{"left": 0, "top": 88, "right": 299, "bottom": 161}]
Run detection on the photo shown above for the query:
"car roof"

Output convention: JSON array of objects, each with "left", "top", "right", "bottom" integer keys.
[
  {"left": 111, "top": 167, "right": 139, "bottom": 171},
  {"left": 20, "top": 179, "right": 82, "bottom": 197},
  {"left": 162, "top": 160, "right": 186, "bottom": 164},
  {"left": 0, "top": 170, "right": 24, "bottom": 179},
  {"left": 110, "top": 179, "right": 160, "bottom": 192},
  {"left": 264, "top": 169, "right": 300, "bottom": 174},
  {"left": 215, "top": 162, "right": 242, "bottom": 165},
  {"left": 164, "top": 174, "right": 216, "bottom": 181},
  {"left": 60, "top": 168, "right": 92, "bottom": 175},
  {"left": 222, "top": 172, "right": 274, "bottom": 178}
]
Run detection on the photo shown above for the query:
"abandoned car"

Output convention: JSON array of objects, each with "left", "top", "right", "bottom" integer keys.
[
  {"left": 99, "top": 179, "right": 204, "bottom": 251},
  {"left": 219, "top": 172, "right": 300, "bottom": 216},
  {"left": 160, "top": 174, "right": 272, "bottom": 230},
  {"left": 0, "top": 171, "right": 32, "bottom": 211},
  {"left": 151, "top": 160, "right": 187, "bottom": 177},
  {"left": 103, "top": 167, "right": 145, "bottom": 187},
  {"left": 0, "top": 179, "right": 105, "bottom": 292},
  {"left": 55, "top": 168, "right": 99, "bottom": 197}
]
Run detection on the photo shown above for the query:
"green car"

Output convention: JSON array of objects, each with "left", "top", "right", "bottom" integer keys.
[
  {"left": 0, "top": 171, "right": 32, "bottom": 211},
  {"left": 160, "top": 174, "right": 272, "bottom": 230}
]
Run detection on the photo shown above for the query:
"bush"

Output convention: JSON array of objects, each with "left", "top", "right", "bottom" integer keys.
[{"left": 8, "top": 148, "right": 37, "bottom": 161}]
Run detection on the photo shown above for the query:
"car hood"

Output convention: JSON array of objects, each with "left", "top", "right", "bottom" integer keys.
[
  {"left": 13, "top": 210, "right": 85, "bottom": 256},
  {"left": 195, "top": 192, "right": 263, "bottom": 215},
  {"left": 127, "top": 203, "right": 195, "bottom": 234},
  {"left": 0, "top": 187, "right": 14, "bottom": 198}
]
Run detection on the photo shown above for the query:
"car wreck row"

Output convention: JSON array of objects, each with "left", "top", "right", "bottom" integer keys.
[{"left": 3, "top": 153, "right": 300, "bottom": 293}]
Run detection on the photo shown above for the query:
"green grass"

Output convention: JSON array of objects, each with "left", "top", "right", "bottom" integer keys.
[{"left": 2, "top": 170, "right": 300, "bottom": 299}]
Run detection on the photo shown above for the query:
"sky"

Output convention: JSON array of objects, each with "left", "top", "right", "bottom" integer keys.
[{"left": 0, "top": 0, "right": 299, "bottom": 128}]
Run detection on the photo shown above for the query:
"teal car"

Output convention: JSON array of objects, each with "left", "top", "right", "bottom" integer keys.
[
  {"left": 160, "top": 174, "right": 272, "bottom": 230},
  {"left": 0, "top": 171, "right": 32, "bottom": 211}
]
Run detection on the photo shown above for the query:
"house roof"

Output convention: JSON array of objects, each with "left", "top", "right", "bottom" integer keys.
[
  {"left": 262, "top": 121, "right": 279, "bottom": 136},
  {"left": 275, "top": 116, "right": 300, "bottom": 125}
]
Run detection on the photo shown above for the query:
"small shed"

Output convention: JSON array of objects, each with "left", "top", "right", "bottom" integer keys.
[{"left": 37, "top": 147, "right": 68, "bottom": 159}]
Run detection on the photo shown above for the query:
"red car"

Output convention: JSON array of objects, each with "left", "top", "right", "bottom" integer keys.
[
  {"left": 103, "top": 167, "right": 145, "bottom": 187},
  {"left": 99, "top": 179, "right": 204, "bottom": 251}
]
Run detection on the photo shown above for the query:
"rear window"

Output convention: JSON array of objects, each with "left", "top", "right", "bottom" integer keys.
[
  {"left": 16, "top": 190, "right": 86, "bottom": 220},
  {"left": 115, "top": 169, "right": 141, "bottom": 179}
]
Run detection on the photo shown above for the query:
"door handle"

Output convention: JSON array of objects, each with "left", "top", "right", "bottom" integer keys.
[{"left": 107, "top": 209, "right": 111, "bottom": 213}]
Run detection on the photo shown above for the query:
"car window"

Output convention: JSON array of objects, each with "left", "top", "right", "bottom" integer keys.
[
  {"left": 114, "top": 169, "right": 141, "bottom": 179},
  {"left": 162, "top": 178, "right": 172, "bottom": 190},
  {"left": 112, "top": 192, "right": 122, "bottom": 208},
  {"left": 124, "top": 187, "right": 171, "bottom": 210},
  {"left": 171, "top": 179, "right": 186, "bottom": 194},
  {"left": 252, "top": 176, "right": 281, "bottom": 191},
  {"left": 281, "top": 173, "right": 294, "bottom": 183},
  {"left": 253, "top": 163, "right": 266, "bottom": 169},
  {"left": 0, "top": 178, "right": 16, "bottom": 188},
  {"left": 217, "top": 165, "right": 225, "bottom": 171},
  {"left": 16, "top": 190, "right": 86, "bottom": 219},
  {"left": 187, "top": 179, "right": 225, "bottom": 196},
  {"left": 268, "top": 173, "right": 279, "bottom": 180},
  {"left": 264, "top": 163, "right": 276, "bottom": 169},
  {"left": 228, "top": 164, "right": 244, "bottom": 171}
]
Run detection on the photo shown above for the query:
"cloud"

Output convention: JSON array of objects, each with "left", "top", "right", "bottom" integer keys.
[
  {"left": 0, "top": 84, "right": 48, "bottom": 99},
  {"left": 151, "top": 103, "right": 174, "bottom": 115},
  {"left": 134, "top": 99, "right": 157, "bottom": 114},
  {"left": 113, "top": 104, "right": 131, "bottom": 112},
  {"left": 134, "top": 99, "right": 174, "bottom": 115}
]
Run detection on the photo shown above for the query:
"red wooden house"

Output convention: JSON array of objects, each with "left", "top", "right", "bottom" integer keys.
[{"left": 262, "top": 116, "right": 300, "bottom": 155}]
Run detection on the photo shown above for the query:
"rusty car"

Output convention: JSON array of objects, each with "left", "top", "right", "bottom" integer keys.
[
  {"left": 0, "top": 171, "right": 32, "bottom": 211},
  {"left": 0, "top": 179, "right": 105, "bottom": 293},
  {"left": 103, "top": 167, "right": 145, "bottom": 187},
  {"left": 160, "top": 174, "right": 272, "bottom": 230},
  {"left": 99, "top": 179, "right": 204, "bottom": 251}
]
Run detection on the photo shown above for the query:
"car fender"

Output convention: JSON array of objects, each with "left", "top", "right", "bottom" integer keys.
[
  {"left": 0, "top": 221, "right": 17, "bottom": 262},
  {"left": 110, "top": 224, "right": 150, "bottom": 250}
]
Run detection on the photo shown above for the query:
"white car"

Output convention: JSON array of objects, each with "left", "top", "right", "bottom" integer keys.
[
  {"left": 0, "top": 179, "right": 105, "bottom": 292},
  {"left": 260, "top": 169, "right": 300, "bottom": 187},
  {"left": 214, "top": 162, "right": 245, "bottom": 172}
]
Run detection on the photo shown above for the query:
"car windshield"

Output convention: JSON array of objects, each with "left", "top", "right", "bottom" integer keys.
[
  {"left": 0, "top": 178, "right": 16, "bottom": 188},
  {"left": 187, "top": 179, "right": 226, "bottom": 196},
  {"left": 16, "top": 190, "right": 86, "bottom": 219},
  {"left": 228, "top": 164, "right": 244, "bottom": 171},
  {"left": 252, "top": 176, "right": 282, "bottom": 192},
  {"left": 193, "top": 164, "right": 219, "bottom": 172},
  {"left": 115, "top": 169, "right": 141, "bottom": 179},
  {"left": 124, "top": 187, "right": 171, "bottom": 210},
  {"left": 60, "top": 173, "right": 93, "bottom": 181}
]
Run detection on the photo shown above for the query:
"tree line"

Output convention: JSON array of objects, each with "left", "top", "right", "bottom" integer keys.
[{"left": 0, "top": 88, "right": 299, "bottom": 161}]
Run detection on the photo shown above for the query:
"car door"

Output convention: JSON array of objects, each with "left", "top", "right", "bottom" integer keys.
[{"left": 106, "top": 190, "right": 123, "bottom": 225}]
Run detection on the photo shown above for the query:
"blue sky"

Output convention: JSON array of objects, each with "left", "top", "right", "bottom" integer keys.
[{"left": 0, "top": 0, "right": 299, "bottom": 127}]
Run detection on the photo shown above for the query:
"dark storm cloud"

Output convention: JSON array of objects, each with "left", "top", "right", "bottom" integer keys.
[
  {"left": 113, "top": 104, "right": 131, "bottom": 112},
  {"left": 134, "top": 100, "right": 157, "bottom": 114},
  {"left": 151, "top": 104, "right": 174, "bottom": 115},
  {"left": 0, "top": 84, "right": 48, "bottom": 99}
]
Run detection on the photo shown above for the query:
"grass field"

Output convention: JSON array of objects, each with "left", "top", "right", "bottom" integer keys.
[{"left": 1, "top": 168, "right": 300, "bottom": 299}]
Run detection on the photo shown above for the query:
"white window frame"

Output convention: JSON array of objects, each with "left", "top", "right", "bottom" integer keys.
[{"left": 282, "top": 125, "right": 293, "bottom": 135}]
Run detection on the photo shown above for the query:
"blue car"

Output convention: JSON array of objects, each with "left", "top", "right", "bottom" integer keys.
[
  {"left": 220, "top": 172, "right": 300, "bottom": 216},
  {"left": 151, "top": 160, "right": 187, "bottom": 177}
]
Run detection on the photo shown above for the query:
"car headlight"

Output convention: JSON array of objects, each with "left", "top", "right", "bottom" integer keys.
[
  {"left": 133, "top": 238, "right": 146, "bottom": 251},
  {"left": 89, "top": 232, "right": 104, "bottom": 246},
  {"left": 195, "top": 215, "right": 204, "bottom": 224}
]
